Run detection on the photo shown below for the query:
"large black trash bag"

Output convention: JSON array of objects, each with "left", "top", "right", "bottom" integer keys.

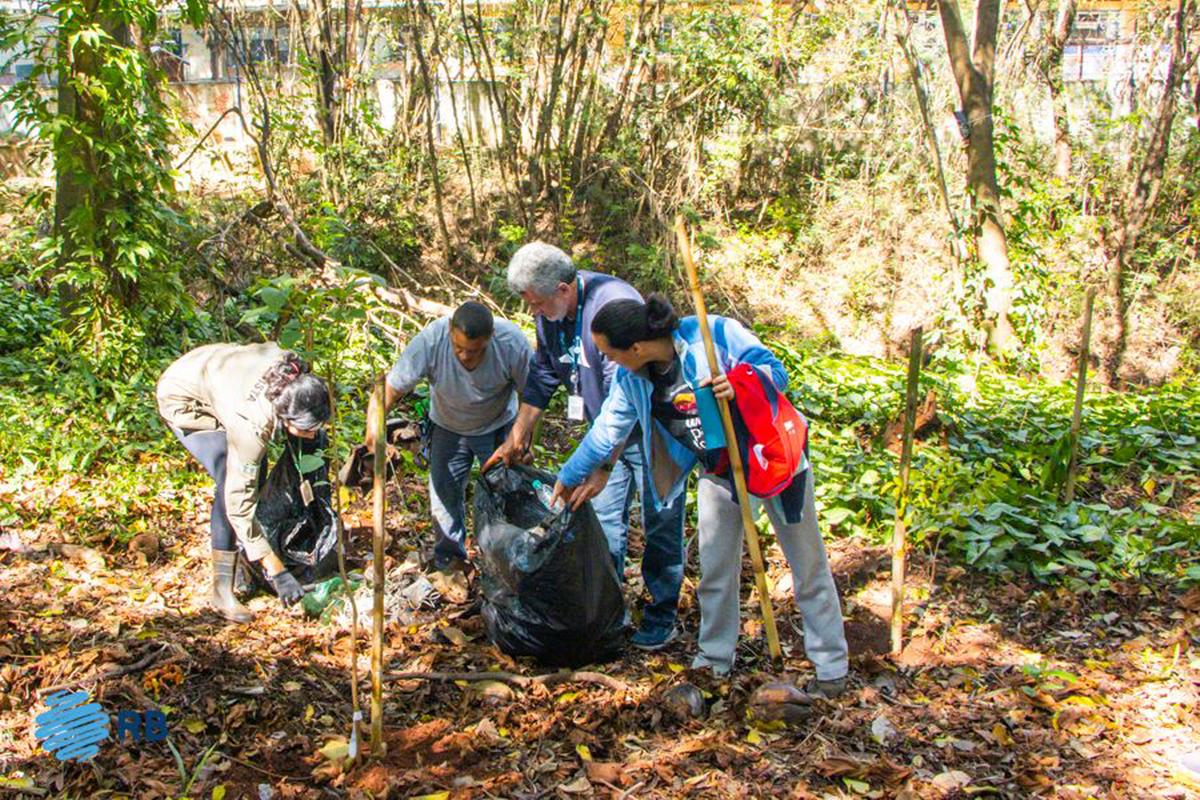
[
  {"left": 253, "top": 436, "right": 342, "bottom": 589},
  {"left": 473, "top": 464, "right": 626, "bottom": 666}
]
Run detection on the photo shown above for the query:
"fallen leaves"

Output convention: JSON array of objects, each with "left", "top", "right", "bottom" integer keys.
[
  {"left": 930, "top": 769, "right": 971, "bottom": 791},
  {"left": 4, "top": 473, "right": 1198, "bottom": 800}
]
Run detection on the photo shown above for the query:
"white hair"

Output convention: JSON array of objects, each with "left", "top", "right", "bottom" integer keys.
[{"left": 506, "top": 241, "right": 577, "bottom": 296}]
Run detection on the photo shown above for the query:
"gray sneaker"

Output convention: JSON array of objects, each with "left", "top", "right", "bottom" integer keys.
[{"left": 630, "top": 624, "right": 679, "bottom": 651}]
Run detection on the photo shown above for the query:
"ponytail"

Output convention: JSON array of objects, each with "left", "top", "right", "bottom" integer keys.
[
  {"left": 591, "top": 293, "right": 679, "bottom": 350},
  {"left": 263, "top": 352, "right": 330, "bottom": 430},
  {"left": 262, "top": 352, "right": 308, "bottom": 401}
]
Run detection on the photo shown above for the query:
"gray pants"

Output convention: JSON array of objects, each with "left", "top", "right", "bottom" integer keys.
[{"left": 693, "top": 469, "right": 849, "bottom": 679}]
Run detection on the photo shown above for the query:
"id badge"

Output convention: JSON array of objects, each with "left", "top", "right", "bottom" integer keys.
[
  {"left": 299, "top": 478, "right": 314, "bottom": 506},
  {"left": 567, "top": 394, "right": 585, "bottom": 421}
]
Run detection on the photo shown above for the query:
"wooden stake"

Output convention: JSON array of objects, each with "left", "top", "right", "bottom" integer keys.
[
  {"left": 891, "top": 326, "right": 923, "bottom": 658},
  {"left": 370, "top": 374, "right": 386, "bottom": 755},
  {"left": 1064, "top": 287, "right": 1096, "bottom": 503},
  {"left": 327, "top": 369, "right": 362, "bottom": 763},
  {"left": 674, "top": 215, "right": 781, "bottom": 663}
]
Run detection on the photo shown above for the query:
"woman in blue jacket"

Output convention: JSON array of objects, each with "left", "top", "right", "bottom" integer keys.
[{"left": 553, "top": 295, "right": 849, "bottom": 693}]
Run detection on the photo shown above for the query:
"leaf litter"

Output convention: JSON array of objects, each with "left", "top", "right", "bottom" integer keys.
[{"left": 0, "top": 470, "right": 1197, "bottom": 799}]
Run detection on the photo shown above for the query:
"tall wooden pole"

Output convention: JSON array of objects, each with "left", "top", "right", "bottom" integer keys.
[
  {"left": 327, "top": 369, "right": 362, "bottom": 761},
  {"left": 891, "top": 326, "right": 923, "bottom": 657},
  {"left": 674, "top": 215, "right": 781, "bottom": 662},
  {"left": 1064, "top": 287, "right": 1096, "bottom": 503},
  {"left": 370, "top": 375, "right": 386, "bottom": 755}
]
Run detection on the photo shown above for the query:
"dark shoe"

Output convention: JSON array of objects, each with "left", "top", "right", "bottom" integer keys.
[
  {"left": 432, "top": 554, "right": 469, "bottom": 575},
  {"left": 630, "top": 623, "right": 679, "bottom": 651},
  {"left": 211, "top": 550, "right": 254, "bottom": 623},
  {"left": 802, "top": 675, "right": 848, "bottom": 701}
]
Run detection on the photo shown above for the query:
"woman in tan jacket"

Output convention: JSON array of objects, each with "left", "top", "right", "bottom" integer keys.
[{"left": 157, "top": 342, "right": 331, "bottom": 623}]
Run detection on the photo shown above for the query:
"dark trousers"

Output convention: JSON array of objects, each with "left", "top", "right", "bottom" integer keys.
[
  {"left": 427, "top": 421, "right": 511, "bottom": 562},
  {"left": 170, "top": 425, "right": 321, "bottom": 553},
  {"left": 171, "top": 427, "right": 237, "bottom": 551}
]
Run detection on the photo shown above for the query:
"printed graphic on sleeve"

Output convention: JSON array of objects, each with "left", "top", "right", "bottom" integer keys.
[{"left": 34, "top": 690, "right": 111, "bottom": 762}]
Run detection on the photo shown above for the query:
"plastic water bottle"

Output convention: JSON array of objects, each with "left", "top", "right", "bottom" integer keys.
[{"left": 531, "top": 479, "right": 565, "bottom": 514}]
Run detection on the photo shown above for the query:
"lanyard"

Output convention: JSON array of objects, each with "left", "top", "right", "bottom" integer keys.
[{"left": 558, "top": 276, "right": 585, "bottom": 392}]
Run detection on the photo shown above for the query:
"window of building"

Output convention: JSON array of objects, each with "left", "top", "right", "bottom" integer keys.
[{"left": 1070, "top": 10, "right": 1120, "bottom": 45}]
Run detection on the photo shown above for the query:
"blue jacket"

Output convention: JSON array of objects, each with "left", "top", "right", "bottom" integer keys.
[{"left": 558, "top": 315, "right": 791, "bottom": 511}]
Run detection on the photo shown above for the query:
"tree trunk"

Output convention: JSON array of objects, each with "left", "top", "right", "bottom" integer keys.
[
  {"left": 1102, "top": 0, "right": 1196, "bottom": 386},
  {"left": 408, "top": 1, "right": 452, "bottom": 260},
  {"left": 54, "top": 3, "right": 132, "bottom": 306},
  {"left": 936, "top": 0, "right": 1017, "bottom": 357},
  {"left": 1042, "top": 0, "right": 1077, "bottom": 181},
  {"left": 894, "top": 5, "right": 960, "bottom": 255}
]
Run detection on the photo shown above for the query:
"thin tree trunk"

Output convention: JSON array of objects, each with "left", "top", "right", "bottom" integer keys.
[
  {"left": 598, "top": 0, "right": 649, "bottom": 152},
  {"left": 407, "top": 5, "right": 452, "bottom": 259},
  {"left": 1041, "top": 0, "right": 1077, "bottom": 181},
  {"left": 894, "top": 4, "right": 960, "bottom": 254},
  {"left": 936, "top": 0, "right": 1017, "bottom": 356},
  {"left": 1102, "top": 0, "right": 1197, "bottom": 385},
  {"left": 422, "top": 0, "right": 479, "bottom": 226}
]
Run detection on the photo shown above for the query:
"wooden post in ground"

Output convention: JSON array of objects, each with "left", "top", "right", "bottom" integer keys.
[
  {"left": 891, "top": 326, "right": 923, "bottom": 658},
  {"left": 327, "top": 370, "right": 362, "bottom": 762},
  {"left": 675, "top": 214, "right": 782, "bottom": 663},
  {"left": 1064, "top": 288, "right": 1096, "bottom": 503},
  {"left": 370, "top": 374, "right": 386, "bottom": 755}
]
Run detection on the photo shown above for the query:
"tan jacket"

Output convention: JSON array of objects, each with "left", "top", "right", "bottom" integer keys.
[{"left": 156, "top": 343, "right": 285, "bottom": 561}]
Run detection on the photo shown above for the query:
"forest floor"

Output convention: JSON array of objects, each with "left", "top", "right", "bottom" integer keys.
[{"left": 2, "top": 462, "right": 1199, "bottom": 800}]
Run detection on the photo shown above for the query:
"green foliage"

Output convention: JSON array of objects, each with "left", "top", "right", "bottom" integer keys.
[
  {"left": 236, "top": 266, "right": 412, "bottom": 464},
  {"left": 0, "top": 0, "right": 202, "bottom": 371},
  {"left": 771, "top": 335, "right": 1199, "bottom": 587}
]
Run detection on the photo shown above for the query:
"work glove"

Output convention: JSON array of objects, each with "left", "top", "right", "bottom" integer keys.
[{"left": 269, "top": 569, "right": 306, "bottom": 607}]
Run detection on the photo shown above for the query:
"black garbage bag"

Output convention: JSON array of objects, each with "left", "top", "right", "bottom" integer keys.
[
  {"left": 252, "top": 436, "right": 341, "bottom": 589},
  {"left": 473, "top": 464, "right": 626, "bottom": 666}
]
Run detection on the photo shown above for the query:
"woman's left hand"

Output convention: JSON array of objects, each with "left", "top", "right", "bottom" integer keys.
[{"left": 708, "top": 372, "right": 735, "bottom": 401}]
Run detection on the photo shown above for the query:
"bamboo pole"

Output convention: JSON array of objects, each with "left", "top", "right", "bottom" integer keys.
[
  {"left": 327, "top": 369, "right": 362, "bottom": 762},
  {"left": 674, "top": 215, "right": 781, "bottom": 663},
  {"left": 891, "top": 326, "right": 923, "bottom": 658},
  {"left": 370, "top": 374, "right": 386, "bottom": 755},
  {"left": 1064, "top": 287, "right": 1096, "bottom": 503}
]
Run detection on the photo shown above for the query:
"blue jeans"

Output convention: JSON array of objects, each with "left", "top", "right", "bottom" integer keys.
[
  {"left": 428, "top": 421, "right": 510, "bottom": 563},
  {"left": 590, "top": 441, "right": 686, "bottom": 630}
]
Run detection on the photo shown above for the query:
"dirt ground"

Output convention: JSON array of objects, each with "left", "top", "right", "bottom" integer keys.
[{"left": 2, "top": 467, "right": 1199, "bottom": 800}]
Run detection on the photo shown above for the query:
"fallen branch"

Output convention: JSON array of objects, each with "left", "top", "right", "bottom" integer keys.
[
  {"left": 537, "top": 671, "right": 630, "bottom": 692},
  {"left": 374, "top": 283, "right": 454, "bottom": 319},
  {"left": 37, "top": 644, "right": 183, "bottom": 696},
  {"left": 383, "top": 669, "right": 630, "bottom": 693}
]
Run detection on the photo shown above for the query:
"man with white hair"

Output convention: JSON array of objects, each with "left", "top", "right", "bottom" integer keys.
[{"left": 485, "top": 241, "right": 687, "bottom": 650}]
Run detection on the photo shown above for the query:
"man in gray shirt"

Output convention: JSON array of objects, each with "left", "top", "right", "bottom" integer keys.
[{"left": 366, "top": 302, "right": 532, "bottom": 571}]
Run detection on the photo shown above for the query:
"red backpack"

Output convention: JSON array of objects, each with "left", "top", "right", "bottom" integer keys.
[{"left": 719, "top": 363, "right": 808, "bottom": 498}]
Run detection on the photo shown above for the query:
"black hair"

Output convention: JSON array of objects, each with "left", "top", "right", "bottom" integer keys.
[
  {"left": 451, "top": 301, "right": 494, "bottom": 340},
  {"left": 590, "top": 293, "right": 679, "bottom": 350},
  {"left": 262, "top": 352, "right": 331, "bottom": 430}
]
